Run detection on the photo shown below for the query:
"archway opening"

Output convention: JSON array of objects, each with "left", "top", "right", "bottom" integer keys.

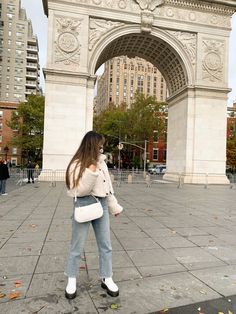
[
  {"left": 92, "top": 32, "right": 186, "bottom": 171},
  {"left": 94, "top": 32, "right": 189, "bottom": 96}
]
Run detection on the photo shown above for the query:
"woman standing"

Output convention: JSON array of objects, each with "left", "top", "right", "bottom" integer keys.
[
  {"left": 64, "top": 131, "right": 123, "bottom": 300},
  {"left": 0, "top": 160, "right": 10, "bottom": 196}
]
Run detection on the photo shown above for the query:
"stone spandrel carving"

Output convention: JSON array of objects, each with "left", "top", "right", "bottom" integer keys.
[
  {"left": 89, "top": 19, "right": 124, "bottom": 50},
  {"left": 168, "top": 31, "right": 196, "bottom": 65},
  {"left": 202, "top": 40, "right": 224, "bottom": 82},
  {"left": 55, "top": 18, "right": 81, "bottom": 65}
]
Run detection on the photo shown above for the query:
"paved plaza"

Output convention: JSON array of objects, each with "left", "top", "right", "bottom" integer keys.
[{"left": 0, "top": 180, "right": 236, "bottom": 313}]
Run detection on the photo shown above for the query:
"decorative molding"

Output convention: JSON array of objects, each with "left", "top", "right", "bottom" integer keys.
[
  {"left": 135, "top": 0, "right": 164, "bottom": 11},
  {"left": 55, "top": 18, "right": 81, "bottom": 65},
  {"left": 202, "top": 39, "right": 224, "bottom": 82},
  {"left": 89, "top": 18, "right": 124, "bottom": 50},
  {"left": 168, "top": 31, "right": 197, "bottom": 64},
  {"left": 165, "top": 0, "right": 235, "bottom": 15},
  {"left": 155, "top": 7, "right": 231, "bottom": 28}
]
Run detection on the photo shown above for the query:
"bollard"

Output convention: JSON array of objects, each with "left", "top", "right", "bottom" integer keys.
[
  {"left": 204, "top": 173, "right": 208, "bottom": 189},
  {"left": 128, "top": 174, "right": 133, "bottom": 184}
]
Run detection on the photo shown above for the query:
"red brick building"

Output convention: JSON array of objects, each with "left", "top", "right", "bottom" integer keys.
[{"left": 0, "top": 102, "right": 21, "bottom": 165}]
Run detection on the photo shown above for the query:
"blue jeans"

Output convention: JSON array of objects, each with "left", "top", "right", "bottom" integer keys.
[
  {"left": 0, "top": 180, "right": 6, "bottom": 194},
  {"left": 64, "top": 196, "right": 112, "bottom": 278}
]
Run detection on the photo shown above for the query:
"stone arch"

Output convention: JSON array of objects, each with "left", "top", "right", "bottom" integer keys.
[
  {"left": 89, "top": 25, "right": 194, "bottom": 97},
  {"left": 41, "top": 0, "right": 236, "bottom": 184}
]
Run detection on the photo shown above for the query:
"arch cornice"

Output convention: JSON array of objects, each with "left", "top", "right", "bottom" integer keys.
[{"left": 89, "top": 24, "right": 195, "bottom": 92}]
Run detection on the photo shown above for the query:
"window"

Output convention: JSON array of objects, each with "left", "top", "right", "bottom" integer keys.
[
  {"left": 153, "top": 149, "right": 158, "bottom": 160},
  {"left": 153, "top": 130, "right": 158, "bottom": 142},
  {"left": 8, "top": 31, "right": 12, "bottom": 36},
  {"left": 8, "top": 39, "right": 11, "bottom": 45},
  {"left": 0, "top": 122, "right": 2, "bottom": 130},
  {"left": 0, "top": 110, "right": 3, "bottom": 118},
  {"left": 0, "top": 135, "right": 2, "bottom": 142},
  {"left": 12, "top": 147, "right": 17, "bottom": 155}
]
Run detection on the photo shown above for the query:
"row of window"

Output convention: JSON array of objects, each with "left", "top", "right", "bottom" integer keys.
[{"left": 0, "top": 145, "right": 18, "bottom": 155}]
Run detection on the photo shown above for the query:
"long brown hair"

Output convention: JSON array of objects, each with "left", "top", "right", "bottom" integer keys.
[{"left": 66, "top": 131, "right": 105, "bottom": 189}]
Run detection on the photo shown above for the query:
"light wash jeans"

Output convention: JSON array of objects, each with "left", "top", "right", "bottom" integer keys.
[
  {"left": 64, "top": 196, "right": 112, "bottom": 278},
  {"left": 0, "top": 180, "right": 6, "bottom": 194}
]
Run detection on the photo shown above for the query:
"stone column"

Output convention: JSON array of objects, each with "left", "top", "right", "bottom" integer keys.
[
  {"left": 164, "top": 87, "right": 229, "bottom": 184},
  {"left": 40, "top": 10, "right": 94, "bottom": 179}
]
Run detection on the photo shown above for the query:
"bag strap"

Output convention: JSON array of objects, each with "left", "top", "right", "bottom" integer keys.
[{"left": 74, "top": 190, "right": 99, "bottom": 203}]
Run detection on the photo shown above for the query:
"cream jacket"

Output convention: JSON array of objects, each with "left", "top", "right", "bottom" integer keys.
[{"left": 67, "top": 154, "right": 123, "bottom": 215}]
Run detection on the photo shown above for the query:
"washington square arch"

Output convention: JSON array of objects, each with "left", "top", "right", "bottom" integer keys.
[{"left": 41, "top": 0, "right": 236, "bottom": 184}]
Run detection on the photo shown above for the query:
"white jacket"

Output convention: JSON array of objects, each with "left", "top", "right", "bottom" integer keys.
[{"left": 67, "top": 154, "right": 123, "bottom": 215}]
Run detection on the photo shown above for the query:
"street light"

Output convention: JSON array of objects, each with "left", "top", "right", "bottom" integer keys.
[
  {"left": 4, "top": 145, "right": 9, "bottom": 161},
  {"left": 119, "top": 140, "right": 148, "bottom": 177}
]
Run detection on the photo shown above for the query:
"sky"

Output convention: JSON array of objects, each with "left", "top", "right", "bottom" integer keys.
[{"left": 21, "top": 0, "right": 236, "bottom": 105}]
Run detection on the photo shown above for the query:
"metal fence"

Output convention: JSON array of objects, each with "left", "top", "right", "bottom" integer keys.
[{"left": 8, "top": 168, "right": 236, "bottom": 189}]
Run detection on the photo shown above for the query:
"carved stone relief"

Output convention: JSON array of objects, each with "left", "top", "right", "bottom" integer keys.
[
  {"left": 55, "top": 18, "right": 81, "bottom": 65},
  {"left": 168, "top": 31, "right": 197, "bottom": 65},
  {"left": 155, "top": 6, "right": 231, "bottom": 28},
  {"left": 202, "top": 40, "right": 224, "bottom": 82},
  {"left": 89, "top": 19, "right": 124, "bottom": 51},
  {"left": 69, "top": 0, "right": 232, "bottom": 28},
  {"left": 135, "top": 0, "right": 164, "bottom": 11}
]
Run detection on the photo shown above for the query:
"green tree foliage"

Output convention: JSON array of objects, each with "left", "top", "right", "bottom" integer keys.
[
  {"left": 7, "top": 95, "right": 45, "bottom": 162},
  {"left": 94, "top": 93, "right": 167, "bottom": 166},
  {"left": 94, "top": 93, "right": 167, "bottom": 142},
  {"left": 127, "top": 93, "right": 167, "bottom": 142}
]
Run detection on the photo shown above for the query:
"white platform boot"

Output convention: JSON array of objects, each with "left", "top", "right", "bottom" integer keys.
[
  {"left": 65, "top": 277, "right": 77, "bottom": 299},
  {"left": 101, "top": 277, "right": 119, "bottom": 297}
]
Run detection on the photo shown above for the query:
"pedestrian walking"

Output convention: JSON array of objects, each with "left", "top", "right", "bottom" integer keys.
[
  {"left": 64, "top": 131, "right": 123, "bottom": 300},
  {"left": 27, "top": 161, "right": 34, "bottom": 183},
  {"left": 0, "top": 160, "right": 10, "bottom": 195}
]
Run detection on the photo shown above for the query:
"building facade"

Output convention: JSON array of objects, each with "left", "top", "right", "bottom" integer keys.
[
  {"left": 96, "top": 56, "right": 167, "bottom": 113},
  {"left": 0, "top": 0, "right": 40, "bottom": 102},
  {"left": 0, "top": 101, "right": 21, "bottom": 165}
]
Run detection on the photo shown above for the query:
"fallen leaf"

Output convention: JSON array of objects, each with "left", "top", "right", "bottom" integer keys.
[
  {"left": 199, "top": 290, "right": 207, "bottom": 295},
  {"left": 15, "top": 281, "right": 22, "bottom": 288},
  {"left": 110, "top": 303, "right": 120, "bottom": 309},
  {"left": 228, "top": 311, "right": 233, "bottom": 314},
  {"left": 159, "top": 309, "right": 169, "bottom": 313},
  {"left": 30, "top": 224, "right": 37, "bottom": 228},
  {"left": 171, "top": 230, "right": 176, "bottom": 234},
  {"left": 80, "top": 265, "right": 86, "bottom": 270},
  {"left": 3, "top": 276, "right": 7, "bottom": 279},
  {"left": 218, "top": 312, "right": 224, "bottom": 314},
  {"left": 0, "top": 292, "right": 6, "bottom": 298},
  {"left": 9, "top": 292, "right": 21, "bottom": 299}
]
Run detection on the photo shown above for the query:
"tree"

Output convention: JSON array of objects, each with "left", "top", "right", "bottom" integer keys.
[
  {"left": 127, "top": 92, "right": 167, "bottom": 142},
  {"left": 227, "top": 117, "right": 236, "bottom": 171},
  {"left": 93, "top": 93, "right": 168, "bottom": 167},
  {"left": 7, "top": 94, "right": 45, "bottom": 163}
]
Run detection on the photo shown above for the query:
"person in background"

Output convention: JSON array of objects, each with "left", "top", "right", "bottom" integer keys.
[
  {"left": 0, "top": 160, "right": 10, "bottom": 195},
  {"left": 27, "top": 161, "right": 34, "bottom": 183}
]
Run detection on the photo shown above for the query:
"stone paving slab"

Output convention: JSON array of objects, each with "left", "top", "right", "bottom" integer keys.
[{"left": 0, "top": 182, "right": 236, "bottom": 313}]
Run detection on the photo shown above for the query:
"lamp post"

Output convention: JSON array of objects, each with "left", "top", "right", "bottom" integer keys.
[
  {"left": 119, "top": 140, "right": 148, "bottom": 177},
  {"left": 4, "top": 146, "right": 9, "bottom": 161}
]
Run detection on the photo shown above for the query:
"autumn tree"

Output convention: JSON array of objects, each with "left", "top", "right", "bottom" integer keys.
[{"left": 7, "top": 94, "right": 45, "bottom": 163}]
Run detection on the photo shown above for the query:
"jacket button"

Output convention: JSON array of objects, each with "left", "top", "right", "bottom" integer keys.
[
  {"left": 103, "top": 180, "right": 106, "bottom": 182},
  {"left": 106, "top": 193, "right": 109, "bottom": 195},
  {"left": 99, "top": 169, "right": 101, "bottom": 171}
]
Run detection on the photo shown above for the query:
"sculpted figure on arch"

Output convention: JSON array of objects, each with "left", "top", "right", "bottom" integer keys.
[{"left": 135, "top": 0, "right": 164, "bottom": 11}]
